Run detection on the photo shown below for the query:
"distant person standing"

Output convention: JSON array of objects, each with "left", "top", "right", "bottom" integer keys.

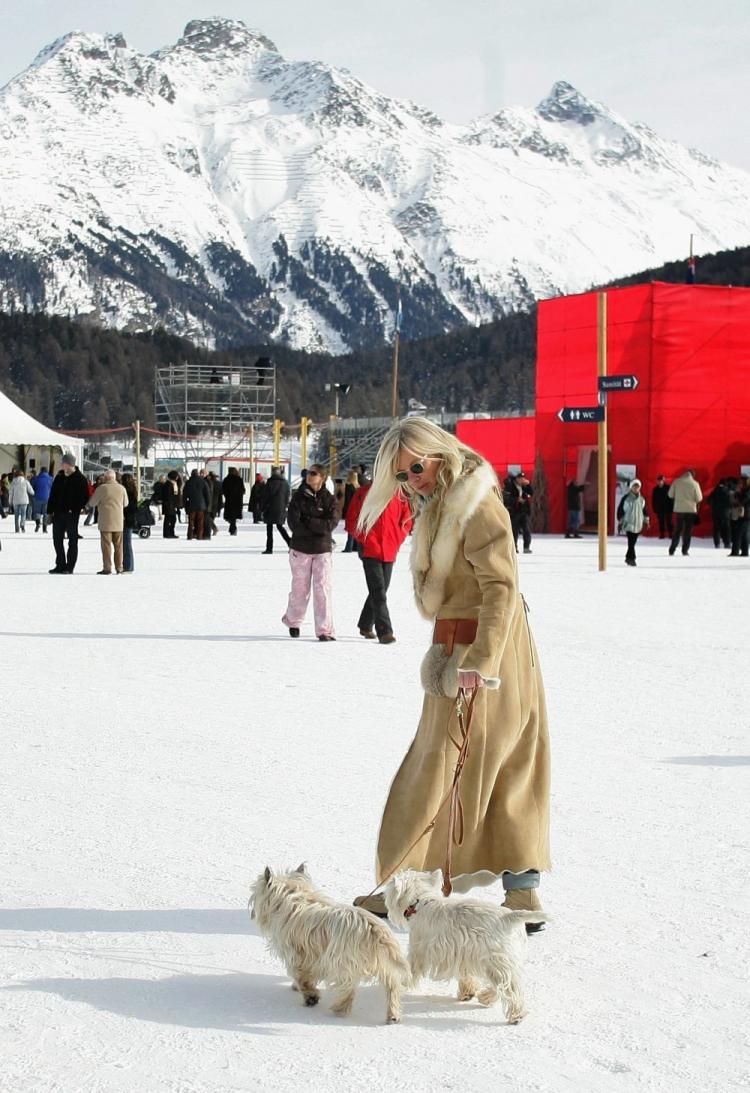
[
  {"left": 617, "top": 479, "right": 650, "bottom": 566},
  {"left": 651, "top": 475, "right": 674, "bottom": 539},
  {"left": 707, "top": 479, "right": 732, "bottom": 549},
  {"left": 89, "top": 470, "right": 128, "bottom": 574},
  {"left": 282, "top": 464, "right": 337, "bottom": 640},
  {"left": 565, "top": 481, "right": 585, "bottom": 538},
  {"left": 10, "top": 471, "right": 34, "bottom": 533},
  {"left": 162, "top": 471, "right": 179, "bottom": 538},
  {"left": 729, "top": 477, "right": 750, "bottom": 558},
  {"left": 183, "top": 469, "right": 211, "bottom": 541},
  {"left": 221, "top": 467, "right": 246, "bottom": 536},
  {"left": 345, "top": 482, "right": 412, "bottom": 643},
  {"left": 47, "top": 454, "right": 89, "bottom": 574},
  {"left": 504, "top": 471, "right": 534, "bottom": 554},
  {"left": 248, "top": 473, "right": 265, "bottom": 523},
  {"left": 342, "top": 469, "right": 360, "bottom": 552},
  {"left": 668, "top": 469, "right": 703, "bottom": 557},
  {"left": 261, "top": 466, "right": 291, "bottom": 554},
  {"left": 121, "top": 473, "right": 138, "bottom": 573},
  {"left": 31, "top": 466, "right": 53, "bottom": 532}
]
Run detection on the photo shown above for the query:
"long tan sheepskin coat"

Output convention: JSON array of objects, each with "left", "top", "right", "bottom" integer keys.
[{"left": 375, "top": 460, "right": 551, "bottom": 891}]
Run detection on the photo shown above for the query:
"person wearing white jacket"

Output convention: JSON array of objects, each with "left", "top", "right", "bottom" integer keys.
[
  {"left": 617, "top": 479, "right": 649, "bottom": 567},
  {"left": 9, "top": 471, "right": 34, "bottom": 533}
]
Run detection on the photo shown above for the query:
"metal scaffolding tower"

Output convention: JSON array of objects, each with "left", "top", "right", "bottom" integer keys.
[{"left": 155, "top": 357, "right": 276, "bottom": 440}]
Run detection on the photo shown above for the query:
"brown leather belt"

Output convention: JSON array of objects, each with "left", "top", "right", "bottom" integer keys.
[{"left": 432, "top": 618, "right": 478, "bottom": 655}]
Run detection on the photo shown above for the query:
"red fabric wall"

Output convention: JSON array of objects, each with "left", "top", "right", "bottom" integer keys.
[
  {"left": 460, "top": 283, "right": 750, "bottom": 534},
  {"left": 537, "top": 283, "right": 750, "bottom": 532},
  {"left": 456, "top": 416, "right": 537, "bottom": 477}
]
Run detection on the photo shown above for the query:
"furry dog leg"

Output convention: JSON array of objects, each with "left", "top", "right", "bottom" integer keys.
[
  {"left": 291, "top": 966, "right": 320, "bottom": 1007},
  {"left": 457, "top": 977, "right": 481, "bottom": 1001},
  {"left": 330, "top": 983, "right": 356, "bottom": 1016}
]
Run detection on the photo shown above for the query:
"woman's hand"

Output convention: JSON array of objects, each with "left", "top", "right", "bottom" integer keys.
[{"left": 457, "top": 669, "right": 484, "bottom": 690}]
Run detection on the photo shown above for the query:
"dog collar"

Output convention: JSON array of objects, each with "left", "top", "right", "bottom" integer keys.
[{"left": 404, "top": 900, "right": 420, "bottom": 919}]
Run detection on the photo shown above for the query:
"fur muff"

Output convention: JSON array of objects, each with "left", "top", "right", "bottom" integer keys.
[
  {"left": 420, "top": 642, "right": 501, "bottom": 698},
  {"left": 250, "top": 864, "right": 410, "bottom": 1024},
  {"left": 384, "top": 869, "right": 547, "bottom": 1024}
]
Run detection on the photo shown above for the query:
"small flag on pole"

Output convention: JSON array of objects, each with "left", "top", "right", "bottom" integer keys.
[
  {"left": 687, "top": 234, "right": 696, "bottom": 283},
  {"left": 395, "top": 297, "right": 403, "bottom": 334}
]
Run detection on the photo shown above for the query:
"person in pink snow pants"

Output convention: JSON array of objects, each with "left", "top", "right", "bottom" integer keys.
[{"left": 282, "top": 463, "right": 338, "bottom": 641}]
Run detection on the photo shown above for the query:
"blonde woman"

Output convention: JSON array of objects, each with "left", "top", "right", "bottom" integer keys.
[{"left": 354, "top": 418, "right": 551, "bottom": 922}]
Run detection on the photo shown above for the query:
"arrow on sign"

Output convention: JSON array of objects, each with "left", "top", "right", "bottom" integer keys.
[
  {"left": 558, "top": 406, "right": 605, "bottom": 423},
  {"left": 598, "top": 374, "right": 639, "bottom": 391}
]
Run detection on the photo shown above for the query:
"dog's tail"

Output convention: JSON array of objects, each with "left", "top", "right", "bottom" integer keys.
[{"left": 377, "top": 928, "right": 412, "bottom": 988}]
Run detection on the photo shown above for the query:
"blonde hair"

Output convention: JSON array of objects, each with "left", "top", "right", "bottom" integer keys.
[
  {"left": 358, "top": 417, "right": 486, "bottom": 534},
  {"left": 345, "top": 469, "right": 360, "bottom": 487}
]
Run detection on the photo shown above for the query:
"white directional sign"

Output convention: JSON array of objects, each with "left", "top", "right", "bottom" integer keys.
[
  {"left": 598, "top": 374, "right": 639, "bottom": 391},
  {"left": 558, "top": 406, "right": 605, "bottom": 423}
]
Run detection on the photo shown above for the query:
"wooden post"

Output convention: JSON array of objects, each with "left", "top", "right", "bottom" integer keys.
[
  {"left": 597, "top": 293, "right": 608, "bottom": 573},
  {"left": 134, "top": 419, "right": 141, "bottom": 501},
  {"left": 329, "top": 414, "right": 337, "bottom": 478},
  {"left": 246, "top": 423, "right": 254, "bottom": 480},
  {"left": 390, "top": 297, "right": 401, "bottom": 418},
  {"left": 273, "top": 419, "right": 282, "bottom": 465},
  {"left": 300, "top": 417, "right": 308, "bottom": 470}
]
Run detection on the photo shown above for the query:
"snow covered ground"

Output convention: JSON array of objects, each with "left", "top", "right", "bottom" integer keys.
[{"left": 1, "top": 520, "right": 747, "bottom": 1093}]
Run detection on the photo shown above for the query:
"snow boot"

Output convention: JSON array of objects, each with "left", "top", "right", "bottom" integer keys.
[
  {"left": 353, "top": 892, "right": 388, "bottom": 918},
  {"left": 505, "top": 874, "right": 546, "bottom": 935}
]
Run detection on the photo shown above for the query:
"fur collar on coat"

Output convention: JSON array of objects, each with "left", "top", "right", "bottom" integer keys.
[{"left": 410, "top": 460, "right": 499, "bottom": 620}]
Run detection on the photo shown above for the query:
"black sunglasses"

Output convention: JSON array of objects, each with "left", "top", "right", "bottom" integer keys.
[{"left": 395, "top": 462, "right": 425, "bottom": 482}]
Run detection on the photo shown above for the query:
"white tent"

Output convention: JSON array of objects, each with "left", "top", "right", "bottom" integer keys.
[{"left": 0, "top": 388, "right": 84, "bottom": 472}]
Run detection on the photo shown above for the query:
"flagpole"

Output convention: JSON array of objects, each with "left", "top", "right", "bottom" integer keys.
[{"left": 390, "top": 296, "right": 401, "bottom": 418}]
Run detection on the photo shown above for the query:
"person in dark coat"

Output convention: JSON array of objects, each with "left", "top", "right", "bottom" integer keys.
[
  {"left": 565, "top": 481, "right": 585, "bottom": 538},
  {"left": 651, "top": 475, "right": 674, "bottom": 538},
  {"left": 162, "top": 471, "right": 179, "bottom": 538},
  {"left": 221, "top": 467, "right": 246, "bottom": 535},
  {"left": 205, "top": 471, "right": 222, "bottom": 538},
  {"left": 729, "top": 477, "right": 750, "bottom": 558},
  {"left": 342, "top": 469, "right": 360, "bottom": 552},
  {"left": 47, "top": 453, "right": 89, "bottom": 573},
  {"left": 182, "top": 469, "right": 211, "bottom": 541},
  {"left": 261, "top": 466, "right": 291, "bottom": 554},
  {"left": 248, "top": 474, "right": 265, "bottom": 523},
  {"left": 503, "top": 471, "right": 534, "bottom": 553},
  {"left": 708, "top": 479, "right": 732, "bottom": 549},
  {"left": 121, "top": 472, "right": 138, "bottom": 573},
  {"left": 281, "top": 464, "right": 337, "bottom": 640}
]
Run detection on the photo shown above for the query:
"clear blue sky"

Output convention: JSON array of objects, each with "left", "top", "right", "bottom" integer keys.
[{"left": 3, "top": 0, "right": 750, "bottom": 169}]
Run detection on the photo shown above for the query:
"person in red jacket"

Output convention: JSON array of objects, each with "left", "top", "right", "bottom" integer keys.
[{"left": 345, "top": 483, "right": 412, "bottom": 644}]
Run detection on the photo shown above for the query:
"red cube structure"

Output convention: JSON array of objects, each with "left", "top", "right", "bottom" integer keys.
[{"left": 458, "top": 283, "right": 750, "bottom": 533}]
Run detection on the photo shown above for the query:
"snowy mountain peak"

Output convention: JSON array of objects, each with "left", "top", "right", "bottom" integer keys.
[
  {"left": 537, "top": 80, "right": 606, "bottom": 126},
  {"left": 170, "top": 18, "right": 279, "bottom": 59},
  {"left": 1, "top": 28, "right": 749, "bottom": 354}
]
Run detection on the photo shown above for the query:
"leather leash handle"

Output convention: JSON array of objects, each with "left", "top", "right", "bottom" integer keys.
[{"left": 442, "top": 686, "right": 478, "bottom": 896}]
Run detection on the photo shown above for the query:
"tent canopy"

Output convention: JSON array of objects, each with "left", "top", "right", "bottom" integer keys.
[{"left": 0, "top": 388, "right": 84, "bottom": 465}]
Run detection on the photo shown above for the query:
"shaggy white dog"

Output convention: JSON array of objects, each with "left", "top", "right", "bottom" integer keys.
[
  {"left": 384, "top": 869, "right": 547, "bottom": 1023},
  {"left": 251, "top": 864, "right": 410, "bottom": 1024}
]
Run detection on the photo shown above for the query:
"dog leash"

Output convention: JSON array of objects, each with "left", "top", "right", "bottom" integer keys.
[
  {"left": 442, "top": 685, "right": 478, "bottom": 896},
  {"left": 359, "top": 685, "right": 480, "bottom": 904}
]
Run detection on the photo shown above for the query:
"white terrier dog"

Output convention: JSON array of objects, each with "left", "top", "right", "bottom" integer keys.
[
  {"left": 251, "top": 864, "right": 410, "bottom": 1024},
  {"left": 384, "top": 869, "right": 547, "bottom": 1023}
]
